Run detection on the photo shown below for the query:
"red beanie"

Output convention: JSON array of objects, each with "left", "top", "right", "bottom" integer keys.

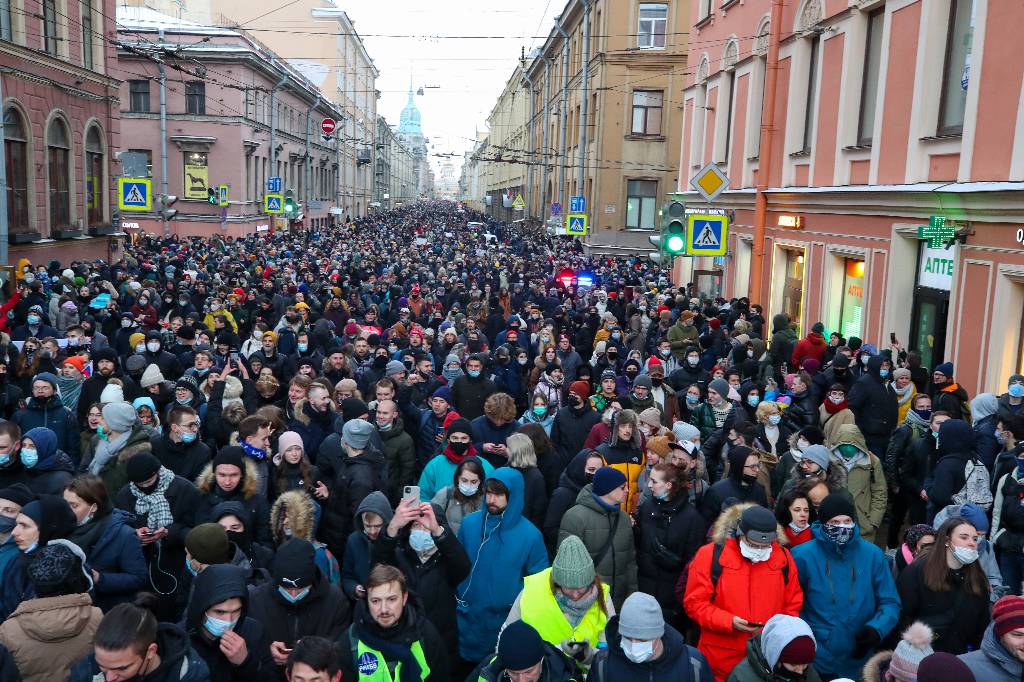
[
  {"left": 994, "top": 595, "right": 1024, "bottom": 637},
  {"left": 778, "top": 636, "right": 816, "bottom": 665},
  {"left": 569, "top": 381, "right": 591, "bottom": 399},
  {"left": 647, "top": 357, "right": 662, "bottom": 366},
  {"left": 709, "top": 318, "right": 721, "bottom": 329}
]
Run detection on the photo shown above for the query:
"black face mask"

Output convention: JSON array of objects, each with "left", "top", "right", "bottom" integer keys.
[
  {"left": 583, "top": 472, "right": 594, "bottom": 483},
  {"left": 449, "top": 441, "right": 469, "bottom": 455},
  {"left": 741, "top": 473, "right": 758, "bottom": 487},
  {"left": 651, "top": 377, "right": 663, "bottom": 387},
  {"left": 373, "top": 356, "right": 388, "bottom": 369}
]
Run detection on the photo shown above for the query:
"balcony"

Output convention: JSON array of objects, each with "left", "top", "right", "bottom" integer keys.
[{"left": 357, "top": 149, "right": 372, "bottom": 165}]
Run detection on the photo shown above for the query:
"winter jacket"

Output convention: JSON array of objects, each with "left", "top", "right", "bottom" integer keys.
[
  {"left": 726, "top": 617, "right": 823, "bottom": 682},
  {"left": 338, "top": 598, "right": 449, "bottom": 682},
  {"left": 847, "top": 357, "right": 899, "bottom": 444},
  {"left": 470, "top": 416, "right": 518, "bottom": 468},
  {"left": 558, "top": 484, "right": 638, "bottom": 610},
  {"left": 884, "top": 420, "right": 929, "bottom": 492},
  {"left": 71, "top": 622, "right": 210, "bottom": 682},
  {"left": 666, "top": 321, "right": 699, "bottom": 361},
  {"left": 636, "top": 491, "right": 705, "bottom": 616},
  {"left": 959, "top": 622, "right": 1023, "bottom": 681},
  {"left": 67, "top": 508, "right": 148, "bottom": 612},
  {"left": 456, "top": 467, "right": 548, "bottom": 663},
  {"left": 700, "top": 447, "right": 771, "bottom": 526},
  {"left": 378, "top": 416, "right": 416, "bottom": 503},
  {"left": 450, "top": 374, "right": 498, "bottom": 421},
  {"left": 0, "top": 592, "right": 102, "bottom": 682},
  {"left": 430, "top": 485, "right": 481, "bottom": 536},
  {"left": 418, "top": 451, "right": 494, "bottom": 504},
  {"left": 924, "top": 419, "right": 976, "bottom": 516},
  {"left": 472, "top": 639, "right": 581, "bottom": 682},
  {"left": 183, "top": 564, "right": 274, "bottom": 681},
  {"left": 247, "top": 567, "right": 350, "bottom": 655},
  {"left": 542, "top": 450, "right": 595, "bottom": 550},
  {"left": 21, "top": 434, "right": 75, "bottom": 497},
  {"left": 287, "top": 402, "right": 336, "bottom": 463},
  {"left": 371, "top": 503, "right": 471, "bottom": 659},
  {"left": 341, "top": 491, "right": 394, "bottom": 602},
  {"left": 194, "top": 460, "right": 272, "bottom": 548},
  {"left": 683, "top": 504, "right": 803, "bottom": 681},
  {"left": 768, "top": 315, "right": 797, "bottom": 373},
  {"left": 992, "top": 468, "right": 1024, "bottom": 554},
  {"left": 550, "top": 404, "right": 601, "bottom": 461},
  {"left": 151, "top": 432, "right": 212, "bottom": 482},
  {"left": 85, "top": 424, "right": 153, "bottom": 497},
  {"left": 12, "top": 396, "right": 79, "bottom": 463},
  {"left": 932, "top": 381, "right": 970, "bottom": 422},
  {"left": 895, "top": 554, "right": 989, "bottom": 654},
  {"left": 595, "top": 414, "right": 645, "bottom": 513},
  {"left": 830, "top": 425, "right": 888, "bottom": 542},
  {"left": 416, "top": 407, "right": 454, "bottom": 470},
  {"left": 791, "top": 332, "right": 827, "bottom": 368},
  {"left": 588, "top": 617, "right": 714, "bottom": 682},
  {"left": 791, "top": 523, "right": 901, "bottom": 679}
]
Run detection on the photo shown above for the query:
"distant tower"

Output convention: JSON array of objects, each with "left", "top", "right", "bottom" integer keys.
[{"left": 398, "top": 76, "right": 422, "bottom": 136}]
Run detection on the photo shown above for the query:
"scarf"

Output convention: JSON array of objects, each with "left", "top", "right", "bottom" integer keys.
[
  {"left": 905, "top": 408, "right": 930, "bottom": 430},
  {"left": 893, "top": 381, "right": 914, "bottom": 406},
  {"left": 441, "top": 366, "right": 463, "bottom": 383},
  {"left": 443, "top": 442, "right": 476, "bottom": 466},
  {"left": 241, "top": 441, "right": 268, "bottom": 461},
  {"left": 824, "top": 398, "right": 848, "bottom": 415},
  {"left": 89, "top": 431, "right": 131, "bottom": 475},
  {"left": 129, "top": 466, "right": 175, "bottom": 529},
  {"left": 352, "top": 604, "right": 424, "bottom": 682},
  {"left": 55, "top": 375, "right": 83, "bottom": 411},
  {"left": 554, "top": 584, "right": 599, "bottom": 628},
  {"left": 711, "top": 401, "right": 731, "bottom": 428}
]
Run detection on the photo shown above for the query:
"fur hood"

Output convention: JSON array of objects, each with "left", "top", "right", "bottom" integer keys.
[
  {"left": 710, "top": 502, "right": 789, "bottom": 546},
  {"left": 862, "top": 650, "right": 892, "bottom": 682},
  {"left": 269, "top": 490, "right": 316, "bottom": 543},
  {"left": 195, "top": 458, "right": 261, "bottom": 499}
]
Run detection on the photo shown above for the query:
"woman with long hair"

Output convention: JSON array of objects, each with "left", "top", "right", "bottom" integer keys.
[
  {"left": 271, "top": 431, "right": 322, "bottom": 499},
  {"left": 895, "top": 517, "right": 991, "bottom": 653},
  {"left": 430, "top": 457, "right": 485, "bottom": 535},
  {"left": 506, "top": 432, "right": 548, "bottom": 529}
]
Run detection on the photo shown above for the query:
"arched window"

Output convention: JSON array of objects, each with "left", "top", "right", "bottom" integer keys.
[
  {"left": 47, "top": 118, "right": 71, "bottom": 229},
  {"left": 85, "top": 126, "right": 104, "bottom": 226},
  {"left": 3, "top": 108, "right": 29, "bottom": 232}
]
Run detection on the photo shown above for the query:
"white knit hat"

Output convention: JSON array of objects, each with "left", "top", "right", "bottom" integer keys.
[
  {"left": 99, "top": 383, "right": 124, "bottom": 404},
  {"left": 139, "top": 364, "right": 164, "bottom": 389}
]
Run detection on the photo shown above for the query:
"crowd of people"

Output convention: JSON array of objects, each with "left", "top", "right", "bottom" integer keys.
[{"left": 0, "top": 199, "right": 1017, "bottom": 681}]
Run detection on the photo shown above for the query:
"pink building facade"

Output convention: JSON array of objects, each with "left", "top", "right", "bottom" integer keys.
[
  {"left": 1, "top": 0, "right": 122, "bottom": 263},
  {"left": 112, "top": 9, "right": 346, "bottom": 239},
  {"left": 677, "top": 0, "right": 1024, "bottom": 395}
]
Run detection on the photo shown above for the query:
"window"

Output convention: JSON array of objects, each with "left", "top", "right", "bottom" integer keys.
[
  {"left": 697, "top": 0, "right": 712, "bottom": 21},
  {"left": 802, "top": 37, "right": 820, "bottom": 152},
  {"left": 0, "top": 0, "right": 12, "bottom": 41},
  {"left": 938, "top": 0, "right": 974, "bottom": 135},
  {"left": 723, "top": 71, "right": 736, "bottom": 163},
  {"left": 631, "top": 90, "right": 663, "bottom": 135},
  {"left": 638, "top": 3, "right": 667, "bottom": 49},
  {"left": 129, "top": 80, "right": 150, "bottom": 113},
  {"left": 626, "top": 180, "right": 658, "bottom": 229},
  {"left": 43, "top": 0, "right": 57, "bottom": 55},
  {"left": 81, "top": 0, "right": 93, "bottom": 69},
  {"left": 85, "top": 127, "right": 103, "bottom": 226},
  {"left": 4, "top": 109, "right": 28, "bottom": 232},
  {"left": 185, "top": 82, "right": 205, "bottom": 115},
  {"left": 857, "top": 9, "right": 884, "bottom": 146},
  {"left": 122, "top": 149, "right": 152, "bottom": 178},
  {"left": 47, "top": 120, "right": 71, "bottom": 229}
]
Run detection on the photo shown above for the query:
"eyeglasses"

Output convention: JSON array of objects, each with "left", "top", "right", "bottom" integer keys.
[{"left": 743, "top": 463, "right": 760, "bottom": 471}]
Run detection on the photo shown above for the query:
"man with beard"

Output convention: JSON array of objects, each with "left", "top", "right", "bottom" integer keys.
[
  {"left": 77, "top": 348, "right": 140, "bottom": 423},
  {"left": 337, "top": 563, "right": 448, "bottom": 681}
]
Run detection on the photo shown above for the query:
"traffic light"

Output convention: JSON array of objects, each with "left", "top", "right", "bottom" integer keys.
[
  {"left": 283, "top": 190, "right": 296, "bottom": 214},
  {"left": 663, "top": 200, "right": 686, "bottom": 255},
  {"left": 157, "top": 194, "right": 178, "bottom": 220},
  {"left": 207, "top": 188, "right": 217, "bottom": 205}
]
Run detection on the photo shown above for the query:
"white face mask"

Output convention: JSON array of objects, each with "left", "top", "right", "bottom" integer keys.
[
  {"left": 739, "top": 537, "right": 773, "bottom": 563},
  {"left": 146, "top": 341, "right": 160, "bottom": 353},
  {"left": 951, "top": 545, "right": 979, "bottom": 565},
  {"left": 796, "top": 437, "right": 810, "bottom": 452},
  {"left": 621, "top": 638, "right": 655, "bottom": 663}
]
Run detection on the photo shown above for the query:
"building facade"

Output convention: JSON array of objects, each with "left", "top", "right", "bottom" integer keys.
[
  {"left": 114, "top": 8, "right": 345, "bottom": 238},
  {"left": 677, "top": 0, "right": 1024, "bottom": 396},
  {"left": 516, "top": 0, "right": 689, "bottom": 251},
  {"left": 374, "top": 115, "right": 417, "bottom": 210},
  {"left": 0, "top": 0, "right": 122, "bottom": 263},
  {"left": 458, "top": 134, "right": 488, "bottom": 213}
]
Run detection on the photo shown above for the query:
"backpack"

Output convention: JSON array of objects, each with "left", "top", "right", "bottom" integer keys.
[{"left": 951, "top": 458, "right": 993, "bottom": 511}]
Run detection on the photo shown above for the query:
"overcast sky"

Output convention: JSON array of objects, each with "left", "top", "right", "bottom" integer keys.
[{"left": 341, "top": 0, "right": 562, "bottom": 172}]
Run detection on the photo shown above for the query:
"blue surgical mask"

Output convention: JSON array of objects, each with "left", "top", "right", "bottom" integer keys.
[
  {"left": 176, "top": 396, "right": 191, "bottom": 405},
  {"left": 768, "top": 414, "right": 782, "bottom": 426},
  {"left": 20, "top": 449, "right": 37, "bottom": 468},
  {"left": 0, "top": 454, "right": 9, "bottom": 467},
  {"left": 203, "top": 615, "right": 237, "bottom": 638},
  {"left": 747, "top": 395, "right": 760, "bottom": 407},
  {"left": 1011, "top": 383, "right": 1024, "bottom": 398},
  {"left": 0, "top": 516, "right": 16, "bottom": 534},
  {"left": 181, "top": 431, "right": 197, "bottom": 444},
  {"left": 468, "top": 370, "right": 481, "bottom": 378},
  {"left": 22, "top": 542, "right": 36, "bottom": 554},
  {"left": 185, "top": 557, "right": 198, "bottom": 577},
  {"left": 298, "top": 343, "right": 308, "bottom": 353},
  {"left": 654, "top": 490, "right": 670, "bottom": 501},
  {"left": 879, "top": 369, "right": 890, "bottom": 379},
  {"left": 277, "top": 586, "right": 310, "bottom": 603},
  {"left": 409, "top": 529, "right": 435, "bottom": 552},
  {"left": 686, "top": 395, "right": 699, "bottom": 406},
  {"left": 26, "top": 315, "right": 40, "bottom": 326}
]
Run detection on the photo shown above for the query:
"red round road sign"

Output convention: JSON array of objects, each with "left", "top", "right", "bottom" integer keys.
[{"left": 321, "top": 118, "right": 336, "bottom": 135}]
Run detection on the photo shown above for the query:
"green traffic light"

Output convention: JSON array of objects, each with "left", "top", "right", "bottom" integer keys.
[{"left": 667, "top": 234, "right": 685, "bottom": 253}]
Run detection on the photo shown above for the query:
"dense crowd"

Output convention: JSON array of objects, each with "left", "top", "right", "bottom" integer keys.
[{"left": 0, "top": 200, "right": 1018, "bottom": 681}]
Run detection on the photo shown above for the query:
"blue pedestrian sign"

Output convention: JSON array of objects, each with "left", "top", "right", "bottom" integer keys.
[
  {"left": 570, "top": 196, "right": 585, "bottom": 213},
  {"left": 550, "top": 202, "right": 562, "bottom": 216},
  {"left": 267, "top": 176, "right": 282, "bottom": 193},
  {"left": 118, "top": 178, "right": 151, "bottom": 211},
  {"left": 686, "top": 214, "right": 729, "bottom": 256},
  {"left": 565, "top": 213, "right": 588, "bottom": 235},
  {"left": 264, "top": 194, "right": 284, "bottom": 214}
]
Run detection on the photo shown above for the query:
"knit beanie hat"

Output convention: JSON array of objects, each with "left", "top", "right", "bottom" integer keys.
[
  {"left": 709, "top": 378, "right": 730, "bottom": 399},
  {"left": 994, "top": 595, "right": 1024, "bottom": 637},
  {"left": 551, "top": 535, "right": 596, "bottom": 589},
  {"left": 645, "top": 435, "right": 673, "bottom": 459},
  {"left": 272, "top": 539, "right": 316, "bottom": 589},
  {"left": 340, "top": 398, "right": 369, "bottom": 422},
  {"left": 634, "top": 374, "right": 653, "bottom": 391},
  {"left": 801, "top": 444, "right": 831, "bottom": 472},
  {"left": 600, "top": 369, "right": 617, "bottom": 382},
  {"left": 102, "top": 401, "right": 137, "bottom": 433},
  {"left": 99, "top": 383, "right": 124, "bottom": 404},
  {"left": 124, "top": 354, "right": 147, "bottom": 373},
  {"left": 140, "top": 364, "right": 165, "bottom": 388},
  {"left": 125, "top": 453, "right": 161, "bottom": 483},
  {"left": 213, "top": 446, "right": 245, "bottom": 472},
  {"left": 618, "top": 592, "right": 664, "bottom": 640},
  {"left": 672, "top": 421, "right": 701, "bottom": 442},
  {"left": 934, "top": 362, "right": 954, "bottom": 378},
  {"left": 385, "top": 360, "right": 406, "bottom": 376},
  {"left": 431, "top": 386, "right": 452, "bottom": 403},
  {"left": 818, "top": 493, "right": 857, "bottom": 524},
  {"left": 62, "top": 356, "right": 86, "bottom": 375},
  {"left": 0, "top": 483, "right": 34, "bottom": 508},
  {"left": 778, "top": 636, "right": 816, "bottom": 665},
  {"left": 20, "top": 495, "right": 76, "bottom": 545},
  {"left": 888, "top": 622, "right": 934, "bottom": 682},
  {"left": 569, "top": 381, "right": 591, "bottom": 399},
  {"left": 446, "top": 418, "right": 473, "bottom": 439},
  {"left": 497, "top": 621, "right": 546, "bottom": 671},
  {"left": 637, "top": 407, "right": 661, "bottom": 429},
  {"left": 591, "top": 466, "right": 626, "bottom": 496},
  {"left": 28, "top": 540, "right": 92, "bottom": 597},
  {"left": 185, "top": 523, "right": 230, "bottom": 565},
  {"left": 915, "top": 652, "right": 974, "bottom": 682},
  {"left": 956, "top": 503, "right": 989, "bottom": 533},
  {"left": 892, "top": 367, "right": 912, "bottom": 382},
  {"left": 128, "top": 333, "right": 146, "bottom": 350},
  {"left": 277, "top": 431, "right": 304, "bottom": 456}
]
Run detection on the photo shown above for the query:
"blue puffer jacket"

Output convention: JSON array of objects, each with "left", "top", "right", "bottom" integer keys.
[
  {"left": 78, "top": 508, "right": 148, "bottom": 612},
  {"left": 456, "top": 467, "right": 548, "bottom": 663},
  {"left": 13, "top": 398, "right": 79, "bottom": 463},
  {"left": 791, "top": 523, "right": 901, "bottom": 679}
]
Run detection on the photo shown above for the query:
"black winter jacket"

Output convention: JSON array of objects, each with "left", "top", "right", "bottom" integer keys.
[
  {"left": 847, "top": 356, "right": 899, "bottom": 441},
  {"left": 636, "top": 493, "right": 705, "bottom": 613}
]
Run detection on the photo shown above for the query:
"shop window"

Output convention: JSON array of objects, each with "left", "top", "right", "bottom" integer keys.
[
  {"left": 782, "top": 249, "right": 805, "bottom": 332},
  {"left": 840, "top": 258, "right": 865, "bottom": 340},
  {"left": 47, "top": 119, "right": 71, "bottom": 229},
  {"left": 4, "top": 109, "right": 28, "bottom": 232}
]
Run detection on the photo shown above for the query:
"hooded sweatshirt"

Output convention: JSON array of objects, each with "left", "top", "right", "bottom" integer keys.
[{"left": 342, "top": 491, "right": 394, "bottom": 602}]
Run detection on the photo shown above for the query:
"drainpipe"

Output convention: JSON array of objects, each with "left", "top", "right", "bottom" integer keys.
[
  {"left": 158, "top": 28, "right": 169, "bottom": 238},
  {"left": 540, "top": 58, "right": 552, "bottom": 211},
  {"left": 749, "top": 0, "right": 785, "bottom": 306},
  {"left": 304, "top": 93, "right": 322, "bottom": 212},
  {"left": 269, "top": 65, "right": 288, "bottom": 176},
  {"left": 555, "top": 16, "right": 570, "bottom": 203},
  {"left": 576, "top": 0, "right": 591, "bottom": 202},
  {"left": 520, "top": 62, "right": 535, "bottom": 218}
]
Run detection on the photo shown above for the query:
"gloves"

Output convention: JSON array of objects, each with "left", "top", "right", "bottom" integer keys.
[
  {"left": 560, "top": 639, "right": 596, "bottom": 665},
  {"left": 852, "top": 627, "right": 880, "bottom": 659}
]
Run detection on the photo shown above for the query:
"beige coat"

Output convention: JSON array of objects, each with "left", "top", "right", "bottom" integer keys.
[{"left": 0, "top": 593, "right": 102, "bottom": 682}]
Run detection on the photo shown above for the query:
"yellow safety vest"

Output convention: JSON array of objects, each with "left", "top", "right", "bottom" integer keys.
[
  {"left": 519, "top": 567, "right": 609, "bottom": 649},
  {"left": 354, "top": 637, "right": 430, "bottom": 682}
]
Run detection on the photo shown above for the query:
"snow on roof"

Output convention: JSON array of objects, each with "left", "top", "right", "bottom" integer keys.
[{"left": 115, "top": 6, "right": 239, "bottom": 35}]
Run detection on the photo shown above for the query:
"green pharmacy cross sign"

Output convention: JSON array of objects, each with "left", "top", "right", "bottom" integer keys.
[{"left": 918, "top": 215, "right": 957, "bottom": 249}]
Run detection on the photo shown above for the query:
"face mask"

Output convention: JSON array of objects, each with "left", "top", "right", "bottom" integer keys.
[
  {"left": 796, "top": 438, "right": 810, "bottom": 451},
  {"left": 686, "top": 395, "right": 699, "bottom": 406},
  {"left": 621, "top": 639, "right": 655, "bottom": 664},
  {"left": 829, "top": 395, "right": 845, "bottom": 405},
  {"left": 0, "top": 516, "right": 16, "bottom": 534},
  {"left": 687, "top": 357, "right": 699, "bottom": 366},
  {"left": 741, "top": 473, "right": 758, "bottom": 486},
  {"left": 277, "top": 586, "right": 310, "bottom": 603},
  {"left": 533, "top": 406, "right": 548, "bottom": 417},
  {"left": 654, "top": 489, "right": 670, "bottom": 501},
  {"left": 298, "top": 343, "right": 308, "bottom": 353},
  {"left": 121, "top": 319, "right": 132, "bottom": 328},
  {"left": 789, "top": 520, "right": 808, "bottom": 533},
  {"left": 860, "top": 355, "right": 870, "bottom": 365},
  {"left": 376, "top": 420, "right": 393, "bottom": 431},
  {"left": 1011, "top": 384, "right": 1024, "bottom": 398},
  {"left": 747, "top": 349, "right": 754, "bottom": 358},
  {"left": 77, "top": 512, "right": 94, "bottom": 527},
  {"left": 467, "top": 370, "right": 481, "bottom": 378},
  {"left": 823, "top": 522, "right": 856, "bottom": 547},
  {"left": 517, "top": 357, "right": 528, "bottom": 365},
  {"left": 879, "top": 369, "right": 890, "bottom": 379},
  {"left": 768, "top": 415, "right": 782, "bottom": 426},
  {"left": 97, "top": 425, "right": 107, "bottom": 441},
  {"left": 181, "top": 431, "right": 197, "bottom": 444},
  {"left": 458, "top": 482, "right": 479, "bottom": 496},
  {"left": 26, "top": 315, "right": 40, "bottom": 326},
  {"left": 135, "top": 343, "right": 146, "bottom": 354},
  {"left": 146, "top": 342, "right": 160, "bottom": 353},
  {"left": 181, "top": 299, "right": 190, "bottom": 307},
  {"left": 20, "top": 449, "right": 37, "bottom": 468},
  {"left": 176, "top": 396, "right": 191, "bottom": 406},
  {"left": 660, "top": 349, "right": 671, "bottom": 357},
  {"left": 409, "top": 529, "right": 436, "bottom": 552},
  {"left": 747, "top": 395, "right": 760, "bottom": 407},
  {"left": 203, "top": 615, "right": 237, "bottom": 638},
  {"left": 210, "top": 304, "right": 221, "bottom": 312},
  {"left": 611, "top": 333, "right": 621, "bottom": 340},
  {"left": 449, "top": 441, "right": 469, "bottom": 455},
  {"left": 951, "top": 545, "right": 979, "bottom": 565},
  {"left": 739, "top": 538, "right": 773, "bottom": 563},
  {"left": 185, "top": 557, "right": 199, "bottom": 577},
  {"left": 22, "top": 542, "right": 36, "bottom": 554},
  {"left": 837, "top": 444, "right": 861, "bottom": 459},
  {"left": 0, "top": 454, "right": 9, "bottom": 467}
]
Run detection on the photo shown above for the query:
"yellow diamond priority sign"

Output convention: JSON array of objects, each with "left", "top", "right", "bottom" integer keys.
[{"left": 690, "top": 162, "right": 730, "bottom": 202}]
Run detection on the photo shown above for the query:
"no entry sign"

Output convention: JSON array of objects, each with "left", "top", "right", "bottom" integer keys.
[{"left": 321, "top": 118, "right": 337, "bottom": 135}]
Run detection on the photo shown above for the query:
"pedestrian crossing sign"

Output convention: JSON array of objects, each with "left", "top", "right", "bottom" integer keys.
[
  {"left": 686, "top": 214, "right": 728, "bottom": 255},
  {"left": 264, "top": 194, "right": 284, "bottom": 214},
  {"left": 118, "top": 178, "right": 152, "bottom": 211},
  {"left": 512, "top": 193, "right": 526, "bottom": 210},
  {"left": 565, "top": 213, "right": 588, "bottom": 235}
]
